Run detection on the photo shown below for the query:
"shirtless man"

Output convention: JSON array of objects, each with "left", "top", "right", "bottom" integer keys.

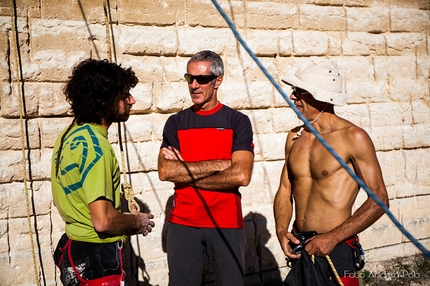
[{"left": 273, "top": 57, "right": 389, "bottom": 285}]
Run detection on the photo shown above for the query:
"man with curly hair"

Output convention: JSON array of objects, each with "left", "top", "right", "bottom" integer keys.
[{"left": 51, "top": 58, "right": 155, "bottom": 286}]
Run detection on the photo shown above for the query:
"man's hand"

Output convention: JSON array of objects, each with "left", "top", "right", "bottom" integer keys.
[
  {"left": 279, "top": 230, "right": 302, "bottom": 260},
  {"left": 304, "top": 233, "right": 337, "bottom": 257},
  {"left": 89, "top": 199, "right": 155, "bottom": 236},
  {"left": 129, "top": 203, "right": 155, "bottom": 236},
  {"left": 161, "top": 146, "right": 183, "bottom": 161}
]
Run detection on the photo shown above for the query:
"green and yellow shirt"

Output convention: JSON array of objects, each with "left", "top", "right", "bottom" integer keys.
[{"left": 51, "top": 122, "right": 126, "bottom": 243}]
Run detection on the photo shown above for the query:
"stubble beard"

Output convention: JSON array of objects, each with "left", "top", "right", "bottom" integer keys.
[{"left": 113, "top": 105, "right": 132, "bottom": 122}]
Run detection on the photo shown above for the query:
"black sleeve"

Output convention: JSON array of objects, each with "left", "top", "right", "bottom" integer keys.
[
  {"left": 160, "top": 115, "right": 180, "bottom": 150},
  {"left": 232, "top": 113, "right": 254, "bottom": 154}
]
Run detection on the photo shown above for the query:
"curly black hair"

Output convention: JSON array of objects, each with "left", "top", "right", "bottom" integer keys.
[{"left": 64, "top": 58, "right": 139, "bottom": 125}]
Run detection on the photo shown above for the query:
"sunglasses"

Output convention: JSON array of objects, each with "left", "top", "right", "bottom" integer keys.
[
  {"left": 184, "top": 73, "right": 218, "bottom": 85},
  {"left": 291, "top": 86, "right": 310, "bottom": 96}
]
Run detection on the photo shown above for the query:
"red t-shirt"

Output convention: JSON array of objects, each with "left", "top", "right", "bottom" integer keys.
[{"left": 161, "top": 103, "right": 254, "bottom": 228}]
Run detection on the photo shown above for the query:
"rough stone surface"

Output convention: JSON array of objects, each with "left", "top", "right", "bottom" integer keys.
[{"left": 0, "top": 0, "right": 429, "bottom": 285}]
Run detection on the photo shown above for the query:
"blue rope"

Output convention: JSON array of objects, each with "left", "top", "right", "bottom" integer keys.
[{"left": 211, "top": 0, "right": 430, "bottom": 259}]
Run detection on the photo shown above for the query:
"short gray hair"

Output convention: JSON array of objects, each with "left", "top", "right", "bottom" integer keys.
[{"left": 187, "top": 50, "right": 224, "bottom": 76}]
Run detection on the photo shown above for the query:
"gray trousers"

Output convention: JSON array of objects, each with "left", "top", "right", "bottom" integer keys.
[{"left": 166, "top": 223, "right": 246, "bottom": 286}]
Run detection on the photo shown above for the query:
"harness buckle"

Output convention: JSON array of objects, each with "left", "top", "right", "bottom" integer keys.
[
  {"left": 117, "top": 239, "right": 124, "bottom": 250},
  {"left": 286, "top": 231, "right": 318, "bottom": 267}
]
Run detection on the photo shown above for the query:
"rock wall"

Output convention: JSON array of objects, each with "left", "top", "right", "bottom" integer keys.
[{"left": 0, "top": 0, "right": 429, "bottom": 285}]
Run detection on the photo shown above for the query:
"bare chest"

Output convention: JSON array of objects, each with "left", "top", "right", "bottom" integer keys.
[{"left": 288, "top": 134, "right": 350, "bottom": 180}]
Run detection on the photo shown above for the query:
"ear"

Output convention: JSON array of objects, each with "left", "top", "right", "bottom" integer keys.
[{"left": 213, "top": 75, "right": 223, "bottom": 89}]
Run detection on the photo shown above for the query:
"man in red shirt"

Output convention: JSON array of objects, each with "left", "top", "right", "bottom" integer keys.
[{"left": 158, "top": 50, "right": 254, "bottom": 286}]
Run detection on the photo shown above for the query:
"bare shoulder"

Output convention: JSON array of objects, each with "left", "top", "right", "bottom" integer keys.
[
  {"left": 286, "top": 126, "right": 301, "bottom": 150},
  {"left": 339, "top": 119, "right": 377, "bottom": 158},
  {"left": 341, "top": 120, "right": 372, "bottom": 144}
]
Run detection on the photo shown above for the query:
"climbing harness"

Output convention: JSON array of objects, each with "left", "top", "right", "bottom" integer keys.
[
  {"left": 56, "top": 238, "right": 125, "bottom": 285},
  {"left": 286, "top": 230, "right": 367, "bottom": 285}
]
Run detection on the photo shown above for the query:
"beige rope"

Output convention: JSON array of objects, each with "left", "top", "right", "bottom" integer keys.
[
  {"left": 102, "top": 0, "right": 139, "bottom": 212},
  {"left": 120, "top": 150, "right": 140, "bottom": 212},
  {"left": 103, "top": 0, "right": 112, "bottom": 63},
  {"left": 9, "top": 0, "right": 40, "bottom": 284},
  {"left": 326, "top": 255, "right": 344, "bottom": 286}
]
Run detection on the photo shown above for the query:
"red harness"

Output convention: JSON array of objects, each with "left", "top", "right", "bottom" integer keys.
[{"left": 58, "top": 239, "right": 124, "bottom": 286}]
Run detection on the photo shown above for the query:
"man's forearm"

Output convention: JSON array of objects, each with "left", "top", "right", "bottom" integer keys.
[
  {"left": 103, "top": 212, "right": 141, "bottom": 235},
  {"left": 329, "top": 197, "right": 387, "bottom": 244},
  {"left": 158, "top": 158, "right": 230, "bottom": 184},
  {"left": 274, "top": 163, "right": 294, "bottom": 241},
  {"left": 191, "top": 151, "right": 253, "bottom": 190},
  {"left": 90, "top": 200, "right": 154, "bottom": 236},
  {"left": 191, "top": 169, "right": 240, "bottom": 190},
  {"left": 273, "top": 188, "right": 296, "bottom": 256},
  {"left": 274, "top": 193, "right": 293, "bottom": 237}
]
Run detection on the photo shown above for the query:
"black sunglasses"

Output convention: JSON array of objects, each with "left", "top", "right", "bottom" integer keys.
[
  {"left": 291, "top": 86, "right": 310, "bottom": 96},
  {"left": 184, "top": 73, "right": 218, "bottom": 85}
]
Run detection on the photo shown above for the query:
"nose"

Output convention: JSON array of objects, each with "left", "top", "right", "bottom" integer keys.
[
  {"left": 126, "top": 94, "right": 136, "bottom": 104},
  {"left": 189, "top": 79, "right": 200, "bottom": 88},
  {"left": 290, "top": 92, "right": 297, "bottom": 100}
]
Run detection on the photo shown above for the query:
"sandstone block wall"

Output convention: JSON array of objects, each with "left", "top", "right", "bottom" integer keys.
[{"left": 0, "top": 0, "right": 429, "bottom": 285}]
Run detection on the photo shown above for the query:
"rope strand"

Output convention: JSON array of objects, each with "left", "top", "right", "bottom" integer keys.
[
  {"left": 102, "top": 0, "right": 139, "bottom": 212},
  {"left": 9, "top": 0, "right": 40, "bottom": 284},
  {"left": 326, "top": 255, "right": 344, "bottom": 286},
  {"left": 103, "top": 0, "right": 112, "bottom": 62}
]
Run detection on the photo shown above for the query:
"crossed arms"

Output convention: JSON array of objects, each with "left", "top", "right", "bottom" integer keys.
[{"left": 157, "top": 146, "right": 254, "bottom": 190}]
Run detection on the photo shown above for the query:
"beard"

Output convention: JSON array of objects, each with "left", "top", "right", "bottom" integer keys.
[{"left": 111, "top": 104, "right": 132, "bottom": 122}]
